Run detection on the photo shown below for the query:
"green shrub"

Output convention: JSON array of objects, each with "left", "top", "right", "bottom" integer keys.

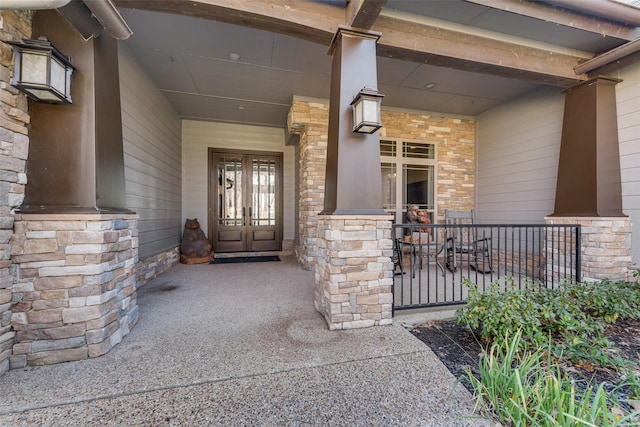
[{"left": 456, "top": 278, "right": 640, "bottom": 369}]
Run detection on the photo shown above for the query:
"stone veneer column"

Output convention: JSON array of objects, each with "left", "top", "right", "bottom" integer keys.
[
  {"left": 0, "top": 10, "right": 32, "bottom": 374},
  {"left": 9, "top": 213, "right": 139, "bottom": 366},
  {"left": 288, "top": 99, "right": 329, "bottom": 269},
  {"left": 315, "top": 215, "right": 394, "bottom": 329},
  {"left": 545, "top": 216, "right": 633, "bottom": 282}
]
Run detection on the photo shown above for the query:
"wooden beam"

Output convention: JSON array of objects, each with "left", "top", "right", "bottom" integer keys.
[
  {"left": 346, "top": 0, "right": 387, "bottom": 30},
  {"left": 114, "top": 0, "right": 586, "bottom": 86},
  {"left": 115, "top": 0, "right": 342, "bottom": 45},
  {"left": 465, "top": 0, "right": 638, "bottom": 41},
  {"left": 373, "top": 14, "right": 586, "bottom": 87}
]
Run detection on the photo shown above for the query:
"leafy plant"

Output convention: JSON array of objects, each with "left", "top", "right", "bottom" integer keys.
[
  {"left": 468, "top": 330, "right": 640, "bottom": 426},
  {"left": 626, "top": 370, "right": 640, "bottom": 401},
  {"left": 456, "top": 278, "right": 640, "bottom": 370}
]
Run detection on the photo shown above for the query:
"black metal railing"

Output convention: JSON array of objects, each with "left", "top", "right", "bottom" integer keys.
[{"left": 392, "top": 223, "right": 581, "bottom": 312}]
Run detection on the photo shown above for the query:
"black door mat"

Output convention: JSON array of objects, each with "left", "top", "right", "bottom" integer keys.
[{"left": 210, "top": 255, "right": 280, "bottom": 264}]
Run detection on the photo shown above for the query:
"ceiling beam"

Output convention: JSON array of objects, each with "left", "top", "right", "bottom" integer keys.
[
  {"left": 114, "top": 0, "right": 587, "bottom": 86},
  {"left": 115, "top": 0, "right": 341, "bottom": 45},
  {"left": 346, "top": 0, "right": 387, "bottom": 30},
  {"left": 465, "top": 0, "right": 639, "bottom": 41},
  {"left": 373, "top": 14, "right": 586, "bottom": 87}
]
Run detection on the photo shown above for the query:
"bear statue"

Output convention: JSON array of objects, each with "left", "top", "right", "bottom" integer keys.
[{"left": 180, "top": 218, "right": 213, "bottom": 263}]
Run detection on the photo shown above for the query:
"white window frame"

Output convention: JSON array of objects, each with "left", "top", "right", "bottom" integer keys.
[{"left": 380, "top": 138, "right": 438, "bottom": 224}]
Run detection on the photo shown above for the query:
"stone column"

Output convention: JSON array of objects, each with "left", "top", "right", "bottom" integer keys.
[
  {"left": 288, "top": 99, "right": 329, "bottom": 269},
  {"left": 315, "top": 215, "right": 394, "bottom": 329},
  {"left": 549, "top": 76, "right": 633, "bottom": 283},
  {"left": 314, "top": 27, "right": 391, "bottom": 329}
]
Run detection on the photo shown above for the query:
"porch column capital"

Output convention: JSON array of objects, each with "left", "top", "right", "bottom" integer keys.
[{"left": 327, "top": 25, "right": 381, "bottom": 55}]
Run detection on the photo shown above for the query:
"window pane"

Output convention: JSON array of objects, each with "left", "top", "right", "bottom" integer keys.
[
  {"left": 22, "top": 53, "right": 48, "bottom": 85},
  {"left": 403, "top": 164, "right": 434, "bottom": 210},
  {"left": 381, "top": 163, "right": 396, "bottom": 211},
  {"left": 252, "top": 158, "right": 276, "bottom": 226},
  {"left": 403, "top": 142, "right": 434, "bottom": 159},
  {"left": 218, "top": 157, "right": 243, "bottom": 226},
  {"left": 50, "top": 58, "right": 66, "bottom": 95},
  {"left": 380, "top": 139, "right": 395, "bottom": 157}
]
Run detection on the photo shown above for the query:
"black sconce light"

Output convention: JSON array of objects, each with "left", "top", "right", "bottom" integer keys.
[
  {"left": 351, "top": 87, "right": 384, "bottom": 134},
  {"left": 6, "top": 38, "right": 74, "bottom": 104}
]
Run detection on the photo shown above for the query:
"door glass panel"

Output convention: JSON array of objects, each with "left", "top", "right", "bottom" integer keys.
[
  {"left": 218, "top": 157, "right": 243, "bottom": 226},
  {"left": 403, "top": 163, "right": 434, "bottom": 215},
  {"left": 381, "top": 162, "right": 396, "bottom": 211},
  {"left": 252, "top": 158, "right": 276, "bottom": 226}
]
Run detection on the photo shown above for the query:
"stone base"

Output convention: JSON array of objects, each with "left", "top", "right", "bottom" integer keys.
[
  {"left": 10, "top": 213, "right": 140, "bottom": 367},
  {"left": 315, "top": 215, "right": 394, "bottom": 330},
  {"left": 180, "top": 254, "right": 214, "bottom": 264},
  {"left": 545, "top": 216, "right": 633, "bottom": 281}
]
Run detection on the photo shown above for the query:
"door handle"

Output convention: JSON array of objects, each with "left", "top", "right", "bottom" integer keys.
[
  {"left": 248, "top": 207, "right": 252, "bottom": 225},
  {"left": 242, "top": 207, "right": 246, "bottom": 226}
]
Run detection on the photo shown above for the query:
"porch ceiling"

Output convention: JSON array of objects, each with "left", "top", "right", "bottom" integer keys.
[{"left": 115, "top": 0, "right": 640, "bottom": 128}]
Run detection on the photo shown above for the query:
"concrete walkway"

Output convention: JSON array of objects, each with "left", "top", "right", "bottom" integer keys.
[{"left": 0, "top": 256, "right": 489, "bottom": 426}]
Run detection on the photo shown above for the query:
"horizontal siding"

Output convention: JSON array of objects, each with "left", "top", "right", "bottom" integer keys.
[
  {"left": 479, "top": 66, "right": 640, "bottom": 266},
  {"left": 476, "top": 87, "right": 564, "bottom": 224},
  {"left": 119, "top": 45, "right": 182, "bottom": 260},
  {"left": 182, "top": 120, "right": 294, "bottom": 241},
  {"left": 615, "top": 61, "right": 640, "bottom": 265}
]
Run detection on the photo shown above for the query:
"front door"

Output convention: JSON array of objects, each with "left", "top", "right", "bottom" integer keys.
[{"left": 209, "top": 149, "right": 282, "bottom": 252}]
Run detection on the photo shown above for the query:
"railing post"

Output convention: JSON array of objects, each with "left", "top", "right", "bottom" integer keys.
[{"left": 575, "top": 225, "right": 582, "bottom": 283}]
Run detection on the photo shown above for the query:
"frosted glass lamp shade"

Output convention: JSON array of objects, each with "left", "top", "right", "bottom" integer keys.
[
  {"left": 7, "top": 39, "right": 74, "bottom": 104},
  {"left": 351, "top": 87, "right": 384, "bottom": 134}
]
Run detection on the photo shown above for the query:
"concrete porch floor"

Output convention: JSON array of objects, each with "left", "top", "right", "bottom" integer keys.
[{"left": 0, "top": 256, "right": 489, "bottom": 426}]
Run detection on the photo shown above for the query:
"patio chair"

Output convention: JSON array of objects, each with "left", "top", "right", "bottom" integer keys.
[
  {"left": 444, "top": 209, "right": 492, "bottom": 273},
  {"left": 402, "top": 207, "right": 445, "bottom": 277}
]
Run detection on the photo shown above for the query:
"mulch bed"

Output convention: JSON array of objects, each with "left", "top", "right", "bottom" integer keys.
[{"left": 410, "top": 318, "right": 640, "bottom": 401}]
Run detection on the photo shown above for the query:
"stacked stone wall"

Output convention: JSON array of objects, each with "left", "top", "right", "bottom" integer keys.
[
  {"left": 0, "top": 10, "right": 32, "bottom": 374},
  {"left": 136, "top": 246, "right": 180, "bottom": 287},
  {"left": 288, "top": 99, "right": 477, "bottom": 269},
  {"left": 10, "top": 214, "right": 139, "bottom": 366}
]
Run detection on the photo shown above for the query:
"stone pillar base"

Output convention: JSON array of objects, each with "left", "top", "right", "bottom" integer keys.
[
  {"left": 545, "top": 216, "right": 633, "bottom": 282},
  {"left": 10, "top": 213, "right": 139, "bottom": 367},
  {"left": 315, "top": 215, "right": 394, "bottom": 330}
]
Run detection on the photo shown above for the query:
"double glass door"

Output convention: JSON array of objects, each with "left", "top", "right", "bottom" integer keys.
[{"left": 209, "top": 149, "right": 282, "bottom": 252}]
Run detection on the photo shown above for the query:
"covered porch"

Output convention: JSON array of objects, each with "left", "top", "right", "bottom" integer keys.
[
  {"left": 0, "top": 257, "right": 486, "bottom": 425},
  {"left": 1, "top": 0, "right": 639, "bottom": 372}
]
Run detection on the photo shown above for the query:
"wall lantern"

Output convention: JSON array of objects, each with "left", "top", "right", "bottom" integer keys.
[
  {"left": 6, "top": 38, "right": 74, "bottom": 104},
  {"left": 350, "top": 87, "right": 384, "bottom": 134}
]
